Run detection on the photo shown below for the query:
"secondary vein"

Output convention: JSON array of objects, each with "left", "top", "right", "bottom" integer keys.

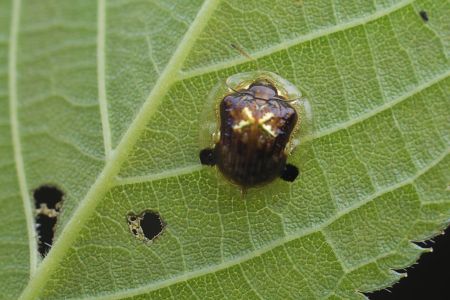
[
  {"left": 97, "top": 0, "right": 112, "bottom": 158},
  {"left": 78, "top": 149, "right": 450, "bottom": 300},
  {"left": 115, "top": 70, "right": 449, "bottom": 187},
  {"left": 8, "top": 0, "right": 38, "bottom": 278},
  {"left": 178, "top": 0, "right": 414, "bottom": 81},
  {"left": 305, "top": 70, "right": 450, "bottom": 142}
]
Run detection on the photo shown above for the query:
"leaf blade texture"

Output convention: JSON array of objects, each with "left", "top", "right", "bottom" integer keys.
[{"left": 0, "top": 0, "right": 449, "bottom": 299}]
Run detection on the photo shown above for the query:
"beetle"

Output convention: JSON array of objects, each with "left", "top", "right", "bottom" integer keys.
[{"left": 199, "top": 71, "right": 311, "bottom": 189}]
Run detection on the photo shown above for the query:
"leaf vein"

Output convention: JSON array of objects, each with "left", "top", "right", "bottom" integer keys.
[
  {"left": 8, "top": 0, "right": 37, "bottom": 277},
  {"left": 18, "top": 0, "right": 221, "bottom": 298},
  {"left": 305, "top": 70, "right": 450, "bottom": 142},
  {"left": 178, "top": 0, "right": 415, "bottom": 81},
  {"left": 116, "top": 71, "right": 449, "bottom": 187},
  {"left": 97, "top": 0, "right": 112, "bottom": 158},
  {"left": 80, "top": 149, "right": 448, "bottom": 300}
]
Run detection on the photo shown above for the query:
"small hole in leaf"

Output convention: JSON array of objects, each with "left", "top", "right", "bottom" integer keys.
[
  {"left": 35, "top": 215, "right": 57, "bottom": 256},
  {"left": 34, "top": 185, "right": 64, "bottom": 210},
  {"left": 33, "top": 185, "right": 64, "bottom": 257},
  {"left": 127, "top": 210, "right": 165, "bottom": 242},
  {"left": 141, "top": 211, "right": 165, "bottom": 240}
]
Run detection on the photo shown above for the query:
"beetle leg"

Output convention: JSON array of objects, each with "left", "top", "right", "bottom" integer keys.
[
  {"left": 280, "top": 164, "right": 299, "bottom": 182},
  {"left": 199, "top": 148, "right": 216, "bottom": 166}
]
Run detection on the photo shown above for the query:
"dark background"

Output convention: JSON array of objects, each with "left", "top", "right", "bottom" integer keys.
[{"left": 367, "top": 227, "right": 449, "bottom": 300}]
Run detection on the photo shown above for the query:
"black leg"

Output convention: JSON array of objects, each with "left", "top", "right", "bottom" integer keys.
[
  {"left": 199, "top": 148, "right": 216, "bottom": 166},
  {"left": 280, "top": 164, "right": 299, "bottom": 182}
]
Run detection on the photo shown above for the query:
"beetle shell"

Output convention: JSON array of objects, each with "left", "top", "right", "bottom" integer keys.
[
  {"left": 215, "top": 83, "right": 297, "bottom": 187},
  {"left": 199, "top": 71, "right": 310, "bottom": 189}
]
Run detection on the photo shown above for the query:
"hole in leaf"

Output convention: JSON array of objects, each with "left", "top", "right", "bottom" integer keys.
[
  {"left": 34, "top": 185, "right": 64, "bottom": 210},
  {"left": 35, "top": 215, "right": 57, "bottom": 256},
  {"left": 141, "top": 211, "right": 165, "bottom": 240},
  {"left": 127, "top": 210, "right": 165, "bottom": 242},
  {"left": 33, "top": 185, "right": 64, "bottom": 257}
]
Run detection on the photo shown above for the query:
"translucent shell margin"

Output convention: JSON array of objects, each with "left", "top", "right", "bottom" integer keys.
[{"left": 199, "top": 71, "right": 313, "bottom": 153}]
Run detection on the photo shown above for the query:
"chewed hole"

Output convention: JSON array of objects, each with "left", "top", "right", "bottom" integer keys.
[
  {"left": 127, "top": 210, "right": 165, "bottom": 242},
  {"left": 35, "top": 215, "right": 57, "bottom": 256},
  {"left": 33, "top": 185, "right": 64, "bottom": 257},
  {"left": 141, "top": 211, "right": 165, "bottom": 240},
  {"left": 34, "top": 185, "right": 64, "bottom": 210}
]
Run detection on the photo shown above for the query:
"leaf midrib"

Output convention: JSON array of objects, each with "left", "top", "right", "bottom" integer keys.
[
  {"left": 73, "top": 149, "right": 449, "bottom": 300},
  {"left": 18, "top": 0, "right": 221, "bottom": 298}
]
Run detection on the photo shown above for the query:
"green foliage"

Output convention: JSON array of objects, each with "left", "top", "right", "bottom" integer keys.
[{"left": 1, "top": 0, "right": 449, "bottom": 299}]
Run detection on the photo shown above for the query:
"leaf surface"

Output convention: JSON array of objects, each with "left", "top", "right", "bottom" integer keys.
[{"left": 1, "top": 0, "right": 449, "bottom": 299}]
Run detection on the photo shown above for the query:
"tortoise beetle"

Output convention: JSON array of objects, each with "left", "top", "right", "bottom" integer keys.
[{"left": 199, "top": 71, "right": 312, "bottom": 190}]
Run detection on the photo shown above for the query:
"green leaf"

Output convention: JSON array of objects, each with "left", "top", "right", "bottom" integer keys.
[{"left": 1, "top": 0, "right": 449, "bottom": 299}]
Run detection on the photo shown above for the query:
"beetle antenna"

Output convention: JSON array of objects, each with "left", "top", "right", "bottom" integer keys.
[
  {"left": 230, "top": 43, "right": 253, "bottom": 60},
  {"left": 230, "top": 43, "right": 260, "bottom": 70},
  {"left": 240, "top": 186, "right": 247, "bottom": 198},
  {"left": 283, "top": 97, "right": 302, "bottom": 103}
]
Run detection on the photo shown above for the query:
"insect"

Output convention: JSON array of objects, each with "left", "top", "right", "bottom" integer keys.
[
  {"left": 419, "top": 10, "right": 429, "bottom": 22},
  {"left": 199, "top": 71, "right": 311, "bottom": 190}
]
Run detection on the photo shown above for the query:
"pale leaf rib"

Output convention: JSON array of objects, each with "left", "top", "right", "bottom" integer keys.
[
  {"left": 81, "top": 149, "right": 449, "bottom": 300},
  {"left": 8, "top": 0, "right": 38, "bottom": 277},
  {"left": 97, "top": 0, "right": 112, "bottom": 158},
  {"left": 116, "top": 70, "right": 449, "bottom": 187},
  {"left": 116, "top": 164, "right": 203, "bottom": 185},
  {"left": 346, "top": 238, "right": 426, "bottom": 274},
  {"left": 305, "top": 70, "right": 450, "bottom": 142},
  {"left": 239, "top": 264, "right": 264, "bottom": 300},
  {"left": 18, "top": 1, "right": 221, "bottom": 299},
  {"left": 177, "top": 0, "right": 414, "bottom": 81}
]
